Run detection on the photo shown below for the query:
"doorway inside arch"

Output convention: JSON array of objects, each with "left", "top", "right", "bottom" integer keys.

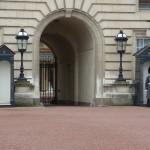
[
  {"left": 40, "top": 16, "right": 95, "bottom": 105},
  {"left": 40, "top": 42, "right": 57, "bottom": 105}
]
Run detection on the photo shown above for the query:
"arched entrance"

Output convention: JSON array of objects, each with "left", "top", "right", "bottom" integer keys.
[{"left": 33, "top": 10, "right": 103, "bottom": 105}]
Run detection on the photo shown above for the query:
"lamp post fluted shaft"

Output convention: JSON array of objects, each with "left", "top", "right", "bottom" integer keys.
[
  {"left": 117, "top": 52, "right": 125, "bottom": 81},
  {"left": 19, "top": 51, "right": 24, "bottom": 79}
]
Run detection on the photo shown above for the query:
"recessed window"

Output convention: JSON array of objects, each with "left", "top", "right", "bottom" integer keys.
[
  {"left": 139, "top": 0, "right": 150, "bottom": 10},
  {"left": 137, "top": 38, "right": 150, "bottom": 51}
]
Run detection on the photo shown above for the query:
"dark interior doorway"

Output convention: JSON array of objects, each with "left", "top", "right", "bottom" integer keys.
[{"left": 40, "top": 42, "right": 57, "bottom": 105}]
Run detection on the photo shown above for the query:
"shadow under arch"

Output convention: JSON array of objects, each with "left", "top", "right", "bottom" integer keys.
[
  {"left": 32, "top": 10, "right": 104, "bottom": 105},
  {"left": 40, "top": 38, "right": 57, "bottom": 58}
]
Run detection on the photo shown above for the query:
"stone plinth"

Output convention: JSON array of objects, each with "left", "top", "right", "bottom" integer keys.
[
  {"left": 102, "top": 81, "right": 135, "bottom": 106},
  {"left": 15, "top": 79, "right": 33, "bottom": 93},
  {"left": 14, "top": 79, "right": 39, "bottom": 106}
]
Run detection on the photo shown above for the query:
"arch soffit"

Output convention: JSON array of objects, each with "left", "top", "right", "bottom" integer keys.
[
  {"left": 34, "top": 10, "right": 103, "bottom": 50},
  {"left": 40, "top": 39, "right": 56, "bottom": 57}
]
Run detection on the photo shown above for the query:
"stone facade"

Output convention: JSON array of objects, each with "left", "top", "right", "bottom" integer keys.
[{"left": 0, "top": 0, "right": 149, "bottom": 106}]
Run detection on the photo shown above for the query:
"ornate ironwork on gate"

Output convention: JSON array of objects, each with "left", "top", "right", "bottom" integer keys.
[{"left": 40, "top": 53, "right": 57, "bottom": 105}]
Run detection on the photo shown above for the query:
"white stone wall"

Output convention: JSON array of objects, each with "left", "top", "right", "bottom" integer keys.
[{"left": 0, "top": 0, "right": 149, "bottom": 104}]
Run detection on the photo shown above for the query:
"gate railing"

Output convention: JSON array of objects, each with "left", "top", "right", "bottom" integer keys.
[{"left": 40, "top": 55, "right": 57, "bottom": 105}]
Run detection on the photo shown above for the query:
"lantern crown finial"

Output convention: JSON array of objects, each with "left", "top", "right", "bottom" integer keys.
[{"left": 20, "top": 26, "right": 24, "bottom": 31}]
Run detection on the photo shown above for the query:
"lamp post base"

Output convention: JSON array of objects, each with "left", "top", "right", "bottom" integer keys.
[
  {"left": 18, "top": 77, "right": 27, "bottom": 81},
  {"left": 116, "top": 77, "right": 126, "bottom": 82}
]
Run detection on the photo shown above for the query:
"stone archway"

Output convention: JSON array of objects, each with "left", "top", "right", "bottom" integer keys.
[{"left": 33, "top": 10, "right": 104, "bottom": 105}]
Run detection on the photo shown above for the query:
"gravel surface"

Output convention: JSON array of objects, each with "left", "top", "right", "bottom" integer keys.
[{"left": 0, "top": 106, "right": 150, "bottom": 150}]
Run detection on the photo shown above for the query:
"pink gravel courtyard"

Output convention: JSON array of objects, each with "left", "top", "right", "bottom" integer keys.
[{"left": 0, "top": 106, "right": 150, "bottom": 150}]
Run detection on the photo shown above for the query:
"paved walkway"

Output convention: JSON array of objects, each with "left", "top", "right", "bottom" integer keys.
[{"left": 0, "top": 106, "right": 150, "bottom": 150}]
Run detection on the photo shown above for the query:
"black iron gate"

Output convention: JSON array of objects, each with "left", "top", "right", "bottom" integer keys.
[{"left": 40, "top": 55, "right": 57, "bottom": 105}]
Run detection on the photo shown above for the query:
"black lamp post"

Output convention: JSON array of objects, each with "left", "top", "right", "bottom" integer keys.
[
  {"left": 115, "top": 29, "right": 128, "bottom": 81},
  {"left": 16, "top": 28, "right": 29, "bottom": 80}
]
